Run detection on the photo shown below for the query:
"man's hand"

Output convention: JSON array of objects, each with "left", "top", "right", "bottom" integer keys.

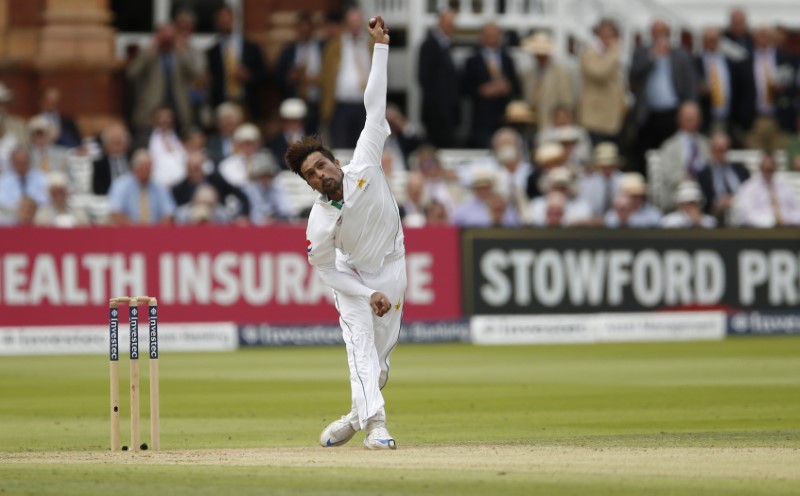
[
  {"left": 368, "top": 16, "right": 390, "bottom": 45},
  {"left": 370, "top": 291, "right": 392, "bottom": 317}
]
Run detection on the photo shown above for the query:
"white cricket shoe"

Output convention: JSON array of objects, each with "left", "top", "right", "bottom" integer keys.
[
  {"left": 319, "top": 416, "right": 357, "bottom": 447},
  {"left": 363, "top": 422, "right": 396, "bottom": 450}
]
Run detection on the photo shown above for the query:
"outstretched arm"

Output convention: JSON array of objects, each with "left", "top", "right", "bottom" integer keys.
[{"left": 351, "top": 16, "right": 391, "bottom": 168}]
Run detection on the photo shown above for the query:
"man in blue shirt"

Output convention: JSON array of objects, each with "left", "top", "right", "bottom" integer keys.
[
  {"left": 0, "top": 147, "right": 48, "bottom": 224},
  {"left": 108, "top": 149, "right": 176, "bottom": 225}
]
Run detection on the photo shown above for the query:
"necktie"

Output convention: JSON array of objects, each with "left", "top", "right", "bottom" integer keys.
[
  {"left": 40, "top": 151, "right": 50, "bottom": 172},
  {"left": 486, "top": 54, "right": 501, "bottom": 80},
  {"left": 708, "top": 61, "right": 724, "bottom": 109},
  {"left": 761, "top": 57, "right": 773, "bottom": 106},
  {"left": 298, "top": 45, "right": 310, "bottom": 100},
  {"left": 603, "top": 176, "right": 614, "bottom": 214},
  {"left": 769, "top": 186, "right": 782, "bottom": 226},
  {"left": 139, "top": 187, "right": 150, "bottom": 224},
  {"left": 162, "top": 132, "right": 174, "bottom": 153},
  {"left": 162, "top": 54, "right": 175, "bottom": 108},
  {"left": 225, "top": 41, "right": 240, "bottom": 98},
  {"left": 687, "top": 138, "right": 699, "bottom": 177}
]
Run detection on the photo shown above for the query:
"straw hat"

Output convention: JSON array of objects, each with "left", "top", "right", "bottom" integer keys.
[
  {"left": 233, "top": 123, "right": 261, "bottom": 143},
  {"left": 539, "top": 166, "right": 576, "bottom": 194},
  {"left": 535, "top": 142, "right": 565, "bottom": 165},
  {"left": 504, "top": 100, "right": 536, "bottom": 124},
  {"left": 522, "top": 32, "right": 554, "bottom": 55},
  {"left": 555, "top": 125, "right": 582, "bottom": 143},
  {"left": 620, "top": 172, "right": 647, "bottom": 196},
  {"left": 470, "top": 167, "right": 496, "bottom": 188},
  {"left": 279, "top": 98, "right": 307, "bottom": 120},
  {"left": 674, "top": 180, "right": 704, "bottom": 204},
  {"left": 249, "top": 152, "right": 280, "bottom": 179},
  {"left": 592, "top": 142, "right": 620, "bottom": 167}
]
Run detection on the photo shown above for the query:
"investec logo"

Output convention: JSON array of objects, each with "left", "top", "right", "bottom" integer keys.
[
  {"left": 130, "top": 307, "right": 139, "bottom": 359},
  {"left": 109, "top": 309, "right": 119, "bottom": 361},
  {"left": 149, "top": 307, "right": 158, "bottom": 359}
]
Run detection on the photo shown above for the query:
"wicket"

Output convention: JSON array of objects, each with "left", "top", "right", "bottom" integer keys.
[{"left": 109, "top": 296, "right": 160, "bottom": 452}]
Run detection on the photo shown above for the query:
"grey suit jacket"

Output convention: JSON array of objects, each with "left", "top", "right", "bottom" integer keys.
[
  {"left": 629, "top": 46, "right": 698, "bottom": 124},
  {"left": 654, "top": 132, "right": 710, "bottom": 211}
]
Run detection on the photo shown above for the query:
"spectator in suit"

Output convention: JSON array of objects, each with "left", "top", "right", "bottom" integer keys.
[
  {"left": 417, "top": 8, "right": 460, "bottom": 148},
  {"left": 27, "top": 116, "right": 69, "bottom": 175},
  {"left": 695, "top": 28, "right": 738, "bottom": 138},
  {"left": 629, "top": 20, "right": 698, "bottom": 173},
  {"left": 34, "top": 171, "right": 89, "bottom": 227},
  {"left": 723, "top": 8, "right": 754, "bottom": 56},
  {"left": 127, "top": 22, "right": 199, "bottom": 135},
  {"left": 241, "top": 152, "right": 291, "bottom": 224},
  {"left": 37, "top": 87, "right": 81, "bottom": 148},
  {"left": 108, "top": 149, "right": 176, "bottom": 225},
  {"left": 604, "top": 172, "right": 662, "bottom": 227},
  {"left": 206, "top": 5, "right": 268, "bottom": 121},
  {"left": 661, "top": 180, "right": 717, "bottom": 228},
  {"left": 732, "top": 152, "right": 800, "bottom": 227},
  {"left": 656, "top": 102, "right": 710, "bottom": 212},
  {"left": 579, "top": 18, "right": 626, "bottom": 146},
  {"left": 146, "top": 106, "right": 187, "bottom": 188},
  {"left": 319, "top": 6, "right": 373, "bottom": 148},
  {"left": 739, "top": 26, "right": 797, "bottom": 152},
  {"left": 268, "top": 98, "right": 307, "bottom": 170},
  {"left": 521, "top": 31, "right": 575, "bottom": 131},
  {"left": 174, "top": 9, "right": 208, "bottom": 129},
  {"left": 0, "top": 82, "right": 29, "bottom": 170},
  {"left": 578, "top": 142, "right": 624, "bottom": 218},
  {"left": 462, "top": 22, "right": 521, "bottom": 148},
  {"left": 0, "top": 147, "right": 49, "bottom": 224},
  {"left": 696, "top": 132, "right": 749, "bottom": 225},
  {"left": 276, "top": 12, "right": 323, "bottom": 135},
  {"left": 206, "top": 102, "right": 243, "bottom": 166},
  {"left": 92, "top": 123, "right": 131, "bottom": 195}
]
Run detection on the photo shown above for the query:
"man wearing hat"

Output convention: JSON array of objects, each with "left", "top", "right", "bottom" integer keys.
[
  {"left": 662, "top": 180, "right": 717, "bottom": 228},
  {"left": 218, "top": 123, "right": 263, "bottom": 187},
  {"left": 28, "top": 116, "right": 69, "bottom": 176},
  {"left": 452, "top": 167, "right": 519, "bottom": 227},
  {"left": 527, "top": 166, "right": 593, "bottom": 226},
  {"left": 521, "top": 32, "right": 576, "bottom": 130},
  {"left": 578, "top": 142, "right": 624, "bottom": 217},
  {"left": 242, "top": 152, "right": 292, "bottom": 224},
  {"left": 604, "top": 172, "right": 662, "bottom": 227},
  {"left": 269, "top": 98, "right": 308, "bottom": 170},
  {"left": 525, "top": 141, "right": 567, "bottom": 199},
  {"left": 34, "top": 171, "right": 90, "bottom": 227},
  {"left": 0, "top": 82, "right": 28, "bottom": 170}
]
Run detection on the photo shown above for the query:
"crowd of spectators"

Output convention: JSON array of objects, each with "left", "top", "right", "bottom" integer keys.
[{"left": 0, "top": 4, "right": 799, "bottom": 229}]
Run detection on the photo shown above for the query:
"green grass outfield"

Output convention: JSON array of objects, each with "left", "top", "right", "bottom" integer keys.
[{"left": 1, "top": 336, "right": 799, "bottom": 495}]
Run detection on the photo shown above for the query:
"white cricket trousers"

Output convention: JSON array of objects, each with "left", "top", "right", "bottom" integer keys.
[{"left": 333, "top": 255, "right": 406, "bottom": 431}]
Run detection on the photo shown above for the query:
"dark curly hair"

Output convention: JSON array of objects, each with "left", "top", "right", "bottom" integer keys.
[{"left": 284, "top": 135, "right": 337, "bottom": 179}]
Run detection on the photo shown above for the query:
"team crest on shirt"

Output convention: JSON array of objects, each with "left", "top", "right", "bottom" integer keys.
[{"left": 357, "top": 178, "right": 369, "bottom": 191}]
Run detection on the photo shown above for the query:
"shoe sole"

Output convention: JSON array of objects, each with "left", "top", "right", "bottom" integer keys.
[{"left": 364, "top": 438, "right": 396, "bottom": 450}]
